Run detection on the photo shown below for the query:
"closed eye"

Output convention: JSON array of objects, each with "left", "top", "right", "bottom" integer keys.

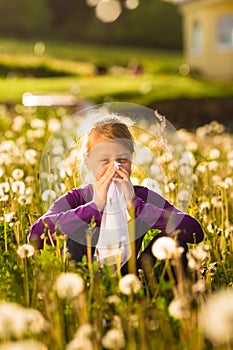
[{"left": 117, "top": 158, "right": 129, "bottom": 163}]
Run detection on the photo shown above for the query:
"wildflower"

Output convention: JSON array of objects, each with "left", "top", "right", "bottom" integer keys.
[
  {"left": 208, "top": 160, "right": 218, "bottom": 171},
  {"left": 0, "top": 302, "right": 27, "bottom": 339},
  {"left": 0, "top": 166, "right": 5, "bottom": 177},
  {"left": 150, "top": 163, "right": 161, "bottom": 176},
  {"left": 0, "top": 340, "right": 48, "bottom": 350},
  {"left": 0, "top": 302, "right": 46, "bottom": 340},
  {"left": 192, "top": 279, "right": 206, "bottom": 294},
  {"left": 168, "top": 296, "right": 191, "bottom": 320},
  {"left": 30, "top": 118, "right": 46, "bottom": 129},
  {"left": 199, "top": 201, "right": 210, "bottom": 212},
  {"left": 66, "top": 324, "right": 94, "bottom": 350},
  {"left": 200, "top": 289, "right": 233, "bottom": 344},
  {"left": 187, "top": 245, "right": 209, "bottom": 270},
  {"left": 152, "top": 236, "right": 177, "bottom": 260},
  {"left": 75, "top": 324, "right": 93, "bottom": 340},
  {"left": 12, "top": 115, "right": 26, "bottom": 132},
  {"left": 12, "top": 168, "right": 24, "bottom": 180},
  {"left": 42, "top": 190, "right": 57, "bottom": 202},
  {"left": 119, "top": 274, "right": 142, "bottom": 295},
  {"left": 11, "top": 181, "right": 25, "bottom": 195},
  {"left": 102, "top": 329, "right": 125, "bottom": 349},
  {"left": 17, "top": 244, "right": 35, "bottom": 258},
  {"left": 178, "top": 189, "right": 190, "bottom": 203},
  {"left": 24, "top": 308, "right": 48, "bottom": 334},
  {"left": 18, "top": 195, "right": 31, "bottom": 205},
  {"left": 211, "top": 196, "right": 222, "bottom": 208},
  {"left": 66, "top": 338, "right": 93, "bottom": 350},
  {"left": 24, "top": 149, "right": 37, "bottom": 165},
  {"left": 107, "top": 295, "right": 121, "bottom": 304},
  {"left": 4, "top": 212, "right": 15, "bottom": 223},
  {"left": 196, "top": 163, "right": 207, "bottom": 173},
  {"left": 208, "top": 148, "right": 220, "bottom": 160},
  {"left": 48, "top": 118, "right": 60, "bottom": 132},
  {"left": 141, "top": 178, "right": 161, "bottom": 194},
  {"left": 54, "top": 272, "right": 84, "bottom": 300},
  {"left": 179, "top": 164, "right": 192, "bottom": 177},
  {"left": 0, "top": 182, "right": 10, "bottom": 196}
]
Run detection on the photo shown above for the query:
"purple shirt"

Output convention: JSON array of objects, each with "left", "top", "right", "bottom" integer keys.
[{"left": 29, "top": 184, "right": 204, "bottom": 261}]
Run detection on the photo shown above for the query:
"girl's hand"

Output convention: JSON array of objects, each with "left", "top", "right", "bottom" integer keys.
[
  {"left": 113, "top": 165, "right": 135, "bottom": 207},
  {"left": 93, "top": 164, "right": 116, "bottom": 210}
]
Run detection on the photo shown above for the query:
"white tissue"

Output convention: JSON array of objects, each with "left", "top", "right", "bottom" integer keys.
[{"left": 94, "top": 181, "right": 131, "bottom": 269}]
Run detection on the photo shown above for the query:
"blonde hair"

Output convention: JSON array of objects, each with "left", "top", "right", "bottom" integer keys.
[{"left": 85, "top": 117, "right": 135, "bottom": 155}]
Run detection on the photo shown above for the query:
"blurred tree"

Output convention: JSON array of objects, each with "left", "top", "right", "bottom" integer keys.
[
  {"left": 0, "top": 0, "right": 182, "bottom": 49},
  {"left": 0, "top": 0, "right": 51, "bottom": 37}
]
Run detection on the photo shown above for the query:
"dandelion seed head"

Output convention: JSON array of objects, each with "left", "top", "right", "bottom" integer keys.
[
  {"left": 200, "top": 289, "right": 233, "bottom": 344},
  {"left": 192, "top": 279, "right": 206, "bottom": 294},
  {"left": 4, "top": 212, "right": 15, "bottom": 223},
  {"left": 208, "top": 160, "right": 218, "bottom": 171},
  {"left": 42, "top": 190, "right": 57, "bottom": 202},
  {"left": 107, "top": 295, "right": 121, "bottom": 304},
  {"left": 12, "top": 115, "right": 26, "bottom": 132},
  {"left": 17, "top": 244, "right": 35, "bottom": 258},
  {"left": 168, "top": 297, "right": 191, "bottom": 320},
  {"left": 54, "top": 272, "right": 84, "bottom": 300},
  {"left": 141, "top": 178, "right": 161, "bottom": 194},
  {"left": 30, "top": 118, "right": 46, "bottom": 129},
  {"left": 102, "top": 328, "right": 125, "bottom": 349},
  {"left": 12, "top": 168, "right": 24, "bottom": 180},
  {"left": 119, "top": 274, "right": 141, "bottom": 295},
  {"left": 11, "top": 180, "right": 26, "bottom": 195},
  {"left": 24, "top": 149, "right": 37, "bottom": 165},
  {"left": 152, "top": 236, "right": 177, "bottom": 260},
  {"left": 66, "top": 338, "right": 93, "bottom": 350}
]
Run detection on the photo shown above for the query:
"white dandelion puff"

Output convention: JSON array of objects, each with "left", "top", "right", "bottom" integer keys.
[
  {"left": 119, "top": 274, "right": 142, "bottom": 295},
  {"left": 12, "top": 168, "right": 24, "bottom": 180},
  {"left": 17, "top": 244, "right": 35, "bottom": 258},
  {"left": 107, "top": 295, "right": 121, "bottom": 304},
  {"left": 208, "top": 148, "right": 220, "bottom": 160},
  {"left": 54, "top": 272, "right": 84, "bottom": 300},
  {"left": 168, "top": 297, "right": 191, "bottom": 320},
  {"left": 102, "top": 328, "right": 125, "bottom": 349},
  {"left": 30, "top": 118, "right": 46, "bottom": 129},
  {"left": 11, "top": 181, "right": 25, "bottom": 195},
  {"left": 152, "top": 236, "right": 177, "bottom": 260},
  {"left": 200, "top": 289, "right": 233, "bottom": 345},
  {"left": 42, "top": 190, "right": 57, "bottom": 202},
  {"left": 24, "top": 149, "right": 37, "bottom": 165}
]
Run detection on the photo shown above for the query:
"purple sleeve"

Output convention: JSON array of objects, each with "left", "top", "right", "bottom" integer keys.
[
  {"left": 133, "top": 186, "right": 204, "bottom": 244},
  {"left": 29, "top": 185, "right": 102, "bottom": 247}
]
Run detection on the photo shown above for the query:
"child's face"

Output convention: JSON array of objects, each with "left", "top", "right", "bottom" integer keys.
[{"left": 86, "top": 138, "right": 133, "bottom": 177}]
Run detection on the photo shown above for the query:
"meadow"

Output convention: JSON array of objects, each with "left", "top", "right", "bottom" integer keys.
[
  {"left": 0, "top": 102, "right": 232, "bottom": 350},
  {"left": 0, "top": 39, "right": 233, "bottom": 350},
  {"left": 0, "top": 38, "right": 233, "bottom": 106}
]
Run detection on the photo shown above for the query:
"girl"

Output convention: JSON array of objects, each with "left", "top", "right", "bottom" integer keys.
[{"left": 29, "top": 116, "right": 204, "bottom": 275}]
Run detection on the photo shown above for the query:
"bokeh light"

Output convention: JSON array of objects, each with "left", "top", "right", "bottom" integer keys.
[
  {"left": 95, "top": 0, "right": 122, "bottom": 23},
  {"left": 125, "top": 0, "right": 140, "bottom": 10},
  {"left": 86, "top": 0, "right": 100, "bottom": 7}
]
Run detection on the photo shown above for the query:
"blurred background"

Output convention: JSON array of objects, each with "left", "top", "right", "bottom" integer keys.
[{"left": 0, "top": 0, "right": 232, "bottom": 129}]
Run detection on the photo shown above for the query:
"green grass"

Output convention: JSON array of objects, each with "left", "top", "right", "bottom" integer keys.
[
  {"left": 0, "top": 38, "right": 233, "bottom": 105},
  {"left": 1, "top": 74, "right": 233, "bottom": 105}
]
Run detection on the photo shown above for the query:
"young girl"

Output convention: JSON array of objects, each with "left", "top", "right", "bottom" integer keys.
[{"left": 29, "top": 116, "right": 204, "bottom": 275}]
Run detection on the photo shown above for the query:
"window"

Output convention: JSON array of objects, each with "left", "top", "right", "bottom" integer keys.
[
  {"left": 216, "top": 14, "right": 233, "bottom": 49},
  {"left": 192, "top": 21, "right": 203, "bottom": 54}
]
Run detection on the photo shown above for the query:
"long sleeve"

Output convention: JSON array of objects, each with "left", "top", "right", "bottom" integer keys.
[
  {"left": 29, "top": 185, "right": 102, "bottom": 247},
  {"left": 133, "top": 186, "right": 204, "bottom": 244}
]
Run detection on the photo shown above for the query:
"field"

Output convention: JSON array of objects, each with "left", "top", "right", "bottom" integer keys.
[
  {"left": 0, "top": 39, "right": 233, "bottom": 350},
  {"left": 0, "top": 38, "right": 233, "bottom": 106}
]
